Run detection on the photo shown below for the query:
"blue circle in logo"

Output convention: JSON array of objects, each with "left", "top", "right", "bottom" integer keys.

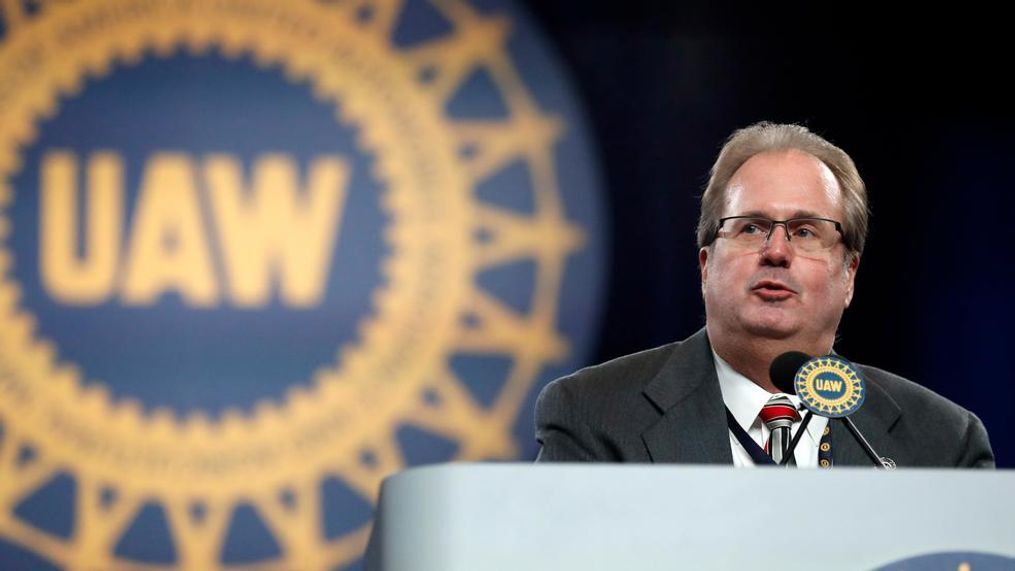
[{"left": 9, "top": 53, "right": 389, "bottom": 415}]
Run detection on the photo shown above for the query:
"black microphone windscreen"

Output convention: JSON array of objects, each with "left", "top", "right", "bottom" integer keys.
[{"left": 770, "top": 351, "right": 811, "bottom": 394}]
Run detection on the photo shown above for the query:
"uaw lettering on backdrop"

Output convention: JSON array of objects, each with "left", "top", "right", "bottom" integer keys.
[{"left": 40, "top": 151, "right": 349, "bottom": 307}]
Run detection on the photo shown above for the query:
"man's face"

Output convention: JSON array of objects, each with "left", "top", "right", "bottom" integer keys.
[{"left": 699, "top": 149, "right": 859, "bottom": 344}]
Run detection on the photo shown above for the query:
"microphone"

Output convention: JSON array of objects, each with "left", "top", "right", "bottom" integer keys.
[
  {"left": 769, "top": 352, "right": 814, "bottom": 466},
  {"left": 770, "top": 351, "right": 810, "bottom": 394},
  {"left": 789, "top": 354, "right": 894, "bottom": 470}
]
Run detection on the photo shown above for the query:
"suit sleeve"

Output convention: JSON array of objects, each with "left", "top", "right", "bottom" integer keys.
[
  {"left": 534, "top": 377, "right": 598, "bottom": 462},
  {"left": 957, "top": 411, "right": 996, "bottom": 468}
]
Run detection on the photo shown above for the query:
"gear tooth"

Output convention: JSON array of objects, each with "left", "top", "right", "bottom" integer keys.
[
  {"left": 283, "top": 389, "right": 305, "bottom": 417},
  {"left": 220, "top": 410, "right": 246, "bottom": 436},
  {"left": 370, "top": 288, "right": 388, "bottom": 308},
  {"left": 85, "top": 53, "right": 113, "bottom": 79},
  {"left": 312, "top": 369, "right": 340, "bottom": 396},
  {"left": 335, "top": 346, "right": 354, "bottom": 368},
  {"left": 371, "top": 161, "right": 391, "bottom": 182},
  {"left": 312, "top": 368, "right": 334, "bottom": 387},
  {"left": 282, "top": 61, "right": 311, "bottom": 85},
  {"left": 357, "top": 128, "right": 382, "bottom": 150},
  {"left": 20, "top": 121, "right": 38, "bottom": 145},
  {"left": 0, "top": 283, "right": 18, "bottom": 308},
  {"left": 393, "top": 192, "right": 415, "bottom": 215},
  {"left": 218, "top": 36, "right": 245, "bottom": 59},
  {"left": 117, "top": 42, "right": 145, "bottom": 67},
  {"left": 334, "top": 104, "right": 355, "bottom": 127},
  {"left": 381, "top": 224, "right": 399, "bottom": 248},
  {"left": 310, "top": 80, "right": 330, "bottom": 102},
  {"left": 5, "top": 155, "right": 24, "bottom": 179},
  {"left": 52, "top": 68, "right": 83, "bottom": 99},
  {"left": 117, "top": 398, "right": 144, "bottom": 423},
  {"left": 150, "top": 408, "right": 177, "bottom": 434},
  {"left": 189, "top": 32, "right": 214, "bottom": 55},
  {"left": 250, "top": 42, "right": 278, "bottom": 69},
  {"left": 346, "top": 348, "right": 369, "bottom": 374},
  {"left": 81, "top": 383, "right": 111, "bottom": 415},
  {"left": 254, "top": 399, "right": 280, "bottom": 421},
  {"left": 357, "top": 320, "right": 379, "bottom": 340},
  {"left": 152, "top": 36, "right": 177, "bottom": 58},
  {"left": 377, "top": 155, "right": 403, "bottom": 180},
  {"left": 52, "top": 366, "right": 77, "bottom": 392},
  {"left": 36, "top": 95, "right": 59, "bottom": 122},
  {"left": 34, "top": 340, "right": 56, "bottom": 367},
  {"left": 185, "top": 411, "right": 213, "bottom": 438}
]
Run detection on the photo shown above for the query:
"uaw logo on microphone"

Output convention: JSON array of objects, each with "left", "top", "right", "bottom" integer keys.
[
  {"left": 795, "top": 356, "right": 865, "bottom": 417},
  {"left": 0, "top": 0, "right": 604, "bottom": 568}
]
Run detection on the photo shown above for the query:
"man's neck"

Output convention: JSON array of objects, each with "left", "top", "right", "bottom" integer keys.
[{"left": 707, "top": 324, "right": 833, "bottom": 393}]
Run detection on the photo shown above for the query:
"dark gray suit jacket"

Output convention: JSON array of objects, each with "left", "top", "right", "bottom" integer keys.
[{"left": 535, "top": 328, "right": 995, "bottom": 467}]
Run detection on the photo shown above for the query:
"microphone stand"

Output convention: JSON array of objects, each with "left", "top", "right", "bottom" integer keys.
[
  {"left": 779, "top": 411, "right": 813, "bottom": 466},
  {"left": 840, "top": 417, "right": 891, "bottom": 469},
  {"left": 780, "top": 413, "right": 892, "bottom": 470}
]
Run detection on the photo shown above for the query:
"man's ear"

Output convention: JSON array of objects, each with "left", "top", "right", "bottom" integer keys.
[
  {"left": 699, "top": 247, "right": 710, "bottom": 291},
  {"left": 844, "top": 253, "right": 860, "bottom": 307}
]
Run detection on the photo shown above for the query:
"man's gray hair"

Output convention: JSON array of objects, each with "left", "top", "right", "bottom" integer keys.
[{"left": 695, "top": 122, "right": 869, "bottom": 256}]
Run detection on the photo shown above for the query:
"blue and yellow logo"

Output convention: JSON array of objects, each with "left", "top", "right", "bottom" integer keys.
[
  {"left": 875, "top": 551, "right": 1015, "bottom": 570},
  {"left": 0, "top": 0, "right": 604, "bottom": 568},
  {"left": 795, "top": 356, "right": 865, "bottom": 418}
]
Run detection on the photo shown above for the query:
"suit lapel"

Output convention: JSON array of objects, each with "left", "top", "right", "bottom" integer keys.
[
  {"left": 636, "top": 331, "right": 903, "bottom": 467},
  {"left": 829, "top": 369, "right": 902, "bottom": 466},
  {"left": 641, "top": 329, "right": 733, "bottom": 465}
]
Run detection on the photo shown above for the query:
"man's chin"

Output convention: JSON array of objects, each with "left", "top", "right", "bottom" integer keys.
[{"left": 741, "top": 318, "right": 799, "bottom": 340}]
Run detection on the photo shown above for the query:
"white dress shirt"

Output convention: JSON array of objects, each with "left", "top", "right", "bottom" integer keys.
[{"left": 713, "top": 351, "right": 828, "bottom": 467}]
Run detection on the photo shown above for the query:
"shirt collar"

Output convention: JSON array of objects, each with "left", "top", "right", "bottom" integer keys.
[
  {"left": 712, "top": 349, "right": 829, "bottom": 465},
  {"left": 713, "top": 350, "right": 786, "bottom": 431}
]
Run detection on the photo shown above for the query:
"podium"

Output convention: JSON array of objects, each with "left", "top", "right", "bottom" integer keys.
[{"left": 366, "top": 464, "right": 1015, "bottom": 570}]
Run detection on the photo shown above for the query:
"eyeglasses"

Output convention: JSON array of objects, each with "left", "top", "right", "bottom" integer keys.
[{"left": 714, "top": 216, "right": 844, "bottom": 253}]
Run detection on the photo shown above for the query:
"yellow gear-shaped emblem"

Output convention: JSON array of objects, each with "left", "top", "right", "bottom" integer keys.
[
  {"left": 795, "top": 356, "right": 866, "bottom": 418},
  {"left": 0, "top": 0, "right": 585, "bottom": 568}
]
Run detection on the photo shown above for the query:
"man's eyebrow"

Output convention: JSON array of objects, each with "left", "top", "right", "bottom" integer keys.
[{"left": 731, "top": 209, "right": 827, "bottom": 219}]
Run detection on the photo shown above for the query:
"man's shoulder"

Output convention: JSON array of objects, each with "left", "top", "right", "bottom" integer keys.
[
  {"left": 533, "top": 338, "right": 696, "bottom": 461},
  {"left": 538, "top": 328, "right": 712, "bottom": 411},
  {"left": 855, "top": 362, "right": 994, "bottom": 467},
  {"left": 858, "top": 363, "right": 973, "bottom": 421},
  {"left": 568, "top": 342, "right": 677, "bottom": 385},
  {"left": 544, "top": 335, "right": 697, "bottom": 401}
]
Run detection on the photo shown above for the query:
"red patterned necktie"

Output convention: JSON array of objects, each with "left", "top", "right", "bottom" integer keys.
[{"left": 759, "top": 395, "right": 801, "bottom": 465}]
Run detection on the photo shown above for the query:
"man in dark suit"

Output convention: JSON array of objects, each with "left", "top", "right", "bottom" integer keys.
[{"left": 535, "top": 122, "right": 994, "bottom": 467}]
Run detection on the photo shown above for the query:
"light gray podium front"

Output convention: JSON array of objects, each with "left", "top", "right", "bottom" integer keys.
[{"left": 365, "top": 463, "right": 1015, "bottom": 571}]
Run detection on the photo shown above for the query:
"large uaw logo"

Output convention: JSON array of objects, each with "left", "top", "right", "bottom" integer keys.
[{"left": 0, "top": 0, "right": 603, "bottom": 568}]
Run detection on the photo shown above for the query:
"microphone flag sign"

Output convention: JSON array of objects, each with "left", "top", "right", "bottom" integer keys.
[{"left": 794, "top": 355, "right": 866, "bottom": 418}]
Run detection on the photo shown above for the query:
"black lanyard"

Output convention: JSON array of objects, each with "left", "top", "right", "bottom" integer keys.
[
  {"left": 725, "top": 407, "right": 776, "bottom": 466},
  {"left": 724, "top": 406, "right": 835, "bottom": 468}
]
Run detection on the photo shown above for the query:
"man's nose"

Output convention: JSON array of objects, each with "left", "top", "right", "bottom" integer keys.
[{"left": 760, "top": 224, "right": 793, "bottom": 266}]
